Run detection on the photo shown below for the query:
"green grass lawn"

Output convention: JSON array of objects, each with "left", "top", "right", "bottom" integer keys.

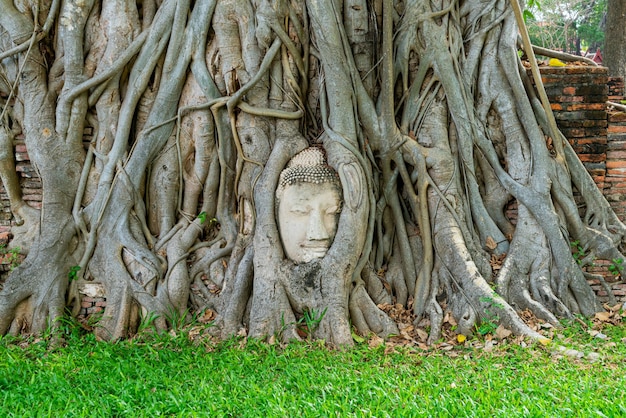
[{"left": 1, "top": 319, "right": 625, "bottom": 417}]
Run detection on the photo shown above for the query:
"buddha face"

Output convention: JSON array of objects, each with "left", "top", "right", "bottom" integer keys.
[{"left": 277, "top": 182, "right": 342, "bottom": 263}]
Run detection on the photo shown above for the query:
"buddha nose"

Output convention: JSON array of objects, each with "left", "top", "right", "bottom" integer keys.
[{"left": 307, "top": 210, "right": 330, "bottom": 241}]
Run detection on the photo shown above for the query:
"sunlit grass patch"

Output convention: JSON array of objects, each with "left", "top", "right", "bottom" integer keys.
[{"left": 0, "top": 320, "right": 624, "bottom": 417}]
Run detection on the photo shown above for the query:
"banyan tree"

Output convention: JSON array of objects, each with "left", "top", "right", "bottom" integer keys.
[{"left": 0, "top": 0, "right": 622, "bottom": 346}]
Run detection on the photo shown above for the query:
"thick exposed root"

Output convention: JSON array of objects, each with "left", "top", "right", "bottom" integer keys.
[
  {"left": 349, "top": 283, "right": 399, "bottom": 338},
  {"left": 0, "top": 230, "right": 76, "bottom": 336}
]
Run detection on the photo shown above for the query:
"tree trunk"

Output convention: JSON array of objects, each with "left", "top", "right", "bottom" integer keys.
[
  {"left": 605, "top": 0, "right": 626, "bottom": 78},
  {"left": 0, "top": 0, "right": 618, "bottom": 346}
]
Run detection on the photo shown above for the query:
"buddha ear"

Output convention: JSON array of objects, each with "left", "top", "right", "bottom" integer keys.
[{"left": 337, "top": 162, "right": 364, "bottom": 211}]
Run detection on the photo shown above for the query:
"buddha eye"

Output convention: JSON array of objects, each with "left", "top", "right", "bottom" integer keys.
[
  {"left": 290, "top": 206, "right": 309, "bottom": 215},
  {"left": 325, "top": 205, "right": 341, "bottom": 215}
]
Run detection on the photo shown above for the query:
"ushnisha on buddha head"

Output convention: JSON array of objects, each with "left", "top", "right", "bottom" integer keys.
[{"left": 275, "top": 147, "right": 343, "bottom": 264}]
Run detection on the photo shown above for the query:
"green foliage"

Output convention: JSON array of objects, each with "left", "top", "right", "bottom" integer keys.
[
  {"left": 477, "top": 294, "right": 504, "bottom": 336},
  {"left": 0, "top": 244, "right": 21, "bottom": 271},
  {"left": 609, "top": 258, "right": 624, "bottom": 278},
  {"left": 197, "top": 212, "right": 217, "bottom": 227},
  {"left": 527, "top": 0, "right": 606, "bottom": 53},
  {"left": 475, "top": 319, "right": 499, "bottom": 336},
  {"left": 570, "top": 240, "right": 587, "bottom": 265},
  {"left": 1, "top": 323, "right": 625, "bottom": 417},
  {"left": 300, "top": 307, "right": 327, "bottom": 338},
  {"left": 524, "top": 0, "right": 541, "bottom": 22},
  {"left": 68, "top": 265, "right": 81, "bottom": 282}
]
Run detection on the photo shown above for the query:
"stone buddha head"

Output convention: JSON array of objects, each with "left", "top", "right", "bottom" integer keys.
[{"left": 276, "top": 148, "right": 343, "bottom": 264}]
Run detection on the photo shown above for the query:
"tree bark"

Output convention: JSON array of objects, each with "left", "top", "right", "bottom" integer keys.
[
  {"left": 0, "top": 0, "right": 618, "bottom": 345},
  {"left": 605, "top": 0, "right": 626, "bottom": 78}
]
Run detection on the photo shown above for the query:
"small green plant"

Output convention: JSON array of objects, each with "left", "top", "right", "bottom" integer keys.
[
  {"left": 570, "top": 240, "right": 589, "bottom": 266},
  {"left": 480, "top": 294, "right": 504, "bottom": 310},
  {"left": 477, "top": 293, "right": 504, "bottom": 336},
  {"left": 197, "top": 212, "right": 219, "bottom": 228},
  {"left": 284, "top": 307, "right": 328, "bottom": 340},
  {"left": 138, "top": 311, "right": 161, "bottom": 334},
  {"left": 608, "top": 258, "right": 624, "bottom": 278},
  {"left": 165, "top": 307, "right": 197, "bottom": 333},
  {"left": 68, "top": 265, "right": 81, "bottom": 281},
  {"left": 302, "top": 307, "right": 327, "bottom": 334},
  {"left": 476, "top": 318, "right": 499, "bottom": 336}
]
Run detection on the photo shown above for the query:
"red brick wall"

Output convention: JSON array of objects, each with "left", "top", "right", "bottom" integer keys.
[
  {"left": 541, "top": 66, "right": 608, "bottom": 187},
  {"left": 539, "top": 66, "right": 626, "bottom": 304}
]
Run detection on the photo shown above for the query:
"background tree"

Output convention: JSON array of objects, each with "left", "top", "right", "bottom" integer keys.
[
  {"left": 605, "top": 0, "right": 626, "bottom": 78},
  {"left": 527, "top": 0, "right": 606, "bottom": 55},
  {"left": 0, "top": 0, "right": 622, "bottom": 346}
]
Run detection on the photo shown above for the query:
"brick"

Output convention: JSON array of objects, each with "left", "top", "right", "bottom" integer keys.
[
  {"left": 565, "top": 128, "right": 585, "bottom": 138},
  {"left": 607, "top": 150, "right": 626, "bottom": 159},
  {"left": 563, "top": 86, "right": 576, "bottom": 95},
  {"left": 583, "top": 128, "right": 607, "bottom": 137},
  {"left": 609, "top": 112, "right": 626, "bottom": 122},
  {"left": 15, "top": 164, "right": 35, "bottom": 173},
  {"left": 567, "top": 103, "right": 607, "bottom": 111},
  {"left": 555, "top": 110, "right": 607, "bottom": 121},
  {"left": 606, "top": 161, "right": 626, "bottom": 169},
  {"left": 582, "top": 120, "right": 607, "bottom": 128},
  {"left": 578, "top": 154, "right": 605, "bottom": 163},
  {"left": 608, "top": 140, "right": 626, "bottom": 150},
  {"left": 586, "top": 167, "right": 606, "bottom": 176},
  {"left": 576, "top": 85, "right": 608, "bottom": 96},
  {"left": 554, "top": 95, "right": 585, "bottom": 103},
  {"left": 557, "top": 120, "right": 585, "bottom": 128},
  {"left": 575, "top": 137, "right": 607, "bottom": 145},
  {"left": 20, "top": 180, "right": 41, "bottom": 188},
  {"left": 22, "top": 194, "right": 41, "bottom": 202},
  {"left": 586, "top": 95, "right": 609, "bottom": 103},
  {"left": 608, "top": 124, "right": 626, "bottom": 133}
]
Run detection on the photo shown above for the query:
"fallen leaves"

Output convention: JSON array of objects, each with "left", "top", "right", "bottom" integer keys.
[
  {"left": 368, "top": 335, "right": 384, "bottom": 348},
  {"left": 374, "top": 301, "right": 521, "bottom": 356},
  {"left": 198, "top": 309, "right": 217, "bottom": 323},
  {"left": 489, "top": 253, "right": 507, "bottom": 277},
  {"left": 495, "top": 325, "right": 512, "bottom": 340}
]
